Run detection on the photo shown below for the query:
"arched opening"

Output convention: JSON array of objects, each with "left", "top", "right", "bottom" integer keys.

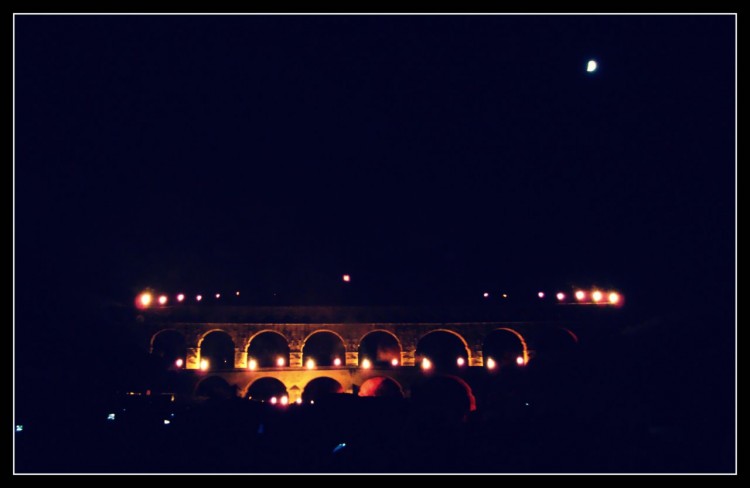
[
  {"left": 483, "top": 328, "right": 529, "bottom": 369},
  {"left": 531, "top": 327, "right": 578, "bottom": 366},
  {"left": 411, "top": 375, "right": 477, "bottom": 419},
  {"left": 247, "top": 331, "right": 290, "bottom": 368},
  {"left": 358, "top": 376, "right": 404, "bottom": 398},
  {"left": 151, "top": 330, "right": 186, "bottom": 368},
  {"left": 195, "top": 376, "right": 235, "bottom": 400},
  {"left": 301, "top": 377, "right": 344, "bottom": 402},
  {"left": 416, "top": 330, "right": 469, "bottom": 371},
  {"left": 358, "top": 331, "right": 401, "bottom": 367},
  {"left": 245, "top": 377, "right": 288, "bottom": 402},
  {"left": 200, "top": 330, "right": 235, "bottom": 370},
  {"left": 302, "top": 331, "right": 346, "bottom": 367}
]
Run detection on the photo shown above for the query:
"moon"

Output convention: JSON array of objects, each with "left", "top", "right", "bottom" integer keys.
[{"left": 586, "top": 60, "right": 598, "bottom": 72}]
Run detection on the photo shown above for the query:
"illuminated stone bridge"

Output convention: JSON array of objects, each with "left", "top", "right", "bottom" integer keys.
[{"left": 137, "top": 305, "right": 612, "bottom": 403}]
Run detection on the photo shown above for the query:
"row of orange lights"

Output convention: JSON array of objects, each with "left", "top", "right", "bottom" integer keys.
[
  {"left": 136, "top": 291, "right": 241, "bottom": 308},
  {"left": 481, "top": 289, "right": 621, "bottom": 305},
  {"left": 138, "top": 287, "right": 621, "bottom": 309},
  {"left": 553, "top": 289, "right": 621, "bottom": 305},
  {"left": 186, "top": 355, "right": 523, "bottom": 371}
]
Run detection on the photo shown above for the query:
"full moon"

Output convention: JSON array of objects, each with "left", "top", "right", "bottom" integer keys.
[{"left": 587, "top": 60, "right": 598, "bottom": 72}]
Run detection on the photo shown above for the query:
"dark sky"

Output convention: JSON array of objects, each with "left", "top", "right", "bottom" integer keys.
[{"left": 15, "top": 14, "right": 735, "bottom": 310}]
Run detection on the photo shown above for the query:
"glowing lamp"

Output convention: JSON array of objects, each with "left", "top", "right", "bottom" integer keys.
[
  {"left": 483, "top": 292, "right": 489, "bottom": 298},
  {"left": 276, "top": 357, "right": 285, "bottom": 367},
  {"left": 342, "top": 274, "right": 351, "bottom": 282},
  {"left": 138, "top": 293, "right": 153, "bottom": 307},
  {"left": 391, "top": 358, "right": 399, "bottom": 366},
  {"left": 609, "top": 292, "right": 620, "bottom": 304},
  {"left": 158, "top": 295, "right": 168, "bottom": 305},
  {"left": 486, "top": 357, "right": 496, "bottom": 370},
  {"left": 196, "top": 295, "right": 202, "bottom": 302},
  {"left": 175, "top": 358, "right": 184, "bottom": 368},
  {"left": 361, "top": 358, "right": 372, "bottom": 369},
  {"left": 457, "top": 357, "right": 465, "bottom": 367},
  {"left": 556, "top": 292, "right": 565, "bottom": 301},
  {"left": 333, "top": 357, "right": 342, "bottom": 367},
  {"left": 280, "top": 396, "right": 289, "bottom": 406},
  {"left": 270, "top": 396, "right": 277, "bottom": 405},
  {"left": 248, "top": 359, "right": 257, "bottom": 370},
  {"left": 199, "top": 359, "right": 209, "bottom": 371},
  {"left": 176, "top": 294, "right": 185, "bottom": 302},
  {"left": 421, "top": 358, "right": 432, "bottom": 371},
  {"left": 592, "top": 290, "right": 603, "bottom": 302},
  {"left": 516, "top": 356, "right": 525, "bottom": 366},
  {"left": 538, "top": 291, "right": 545, "bottom": 298},
  {"left": 306, "top": 359, "right": 315, "bottom": 370},
  {"left": 575, "top": 290, "right": 586, "bottom": 301}
]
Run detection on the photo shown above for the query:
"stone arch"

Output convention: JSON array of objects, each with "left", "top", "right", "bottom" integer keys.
[
  {"left": 197, "top": 328, "right": 234, "bottom": 347},
  {"left": 244, "top": 376, "right": 289, "bottom": 401},
  {"left": 246, "top": 330, "right": 291, "bottom": 368},
  {"left": 149, "top": 329, "right": 187, "bottom": 368},
  {"left": 198, "top": 329, "right": 235, "bottom": 370},
  {"left": 194, "top": 376, "right": 236, "bottom": 400},
  {"left": 358, "top": 376, "right": 404, "bottom": 398},
  {"left": 483, "top": 327, "right": 529, "bottom": 366},
  {"left": 302, "top": 329, "right": 347, "bottom": 346},
  {"left": 416, "top": 329, "right": 471, "bottom": 368},
  {"left": 417, "top": 328, "right": 470, "bottom": 352},
  {"left": 358, "top": 329, "right": 402, "bottom": 366},
  {"left": 245, "top": 329, "right": 290, "bottom": 351},
  {"left": 301, "top": 376, "right": 344, "bottom": 402},
  {"left": 302, "top": 330, "right": 347, "bottom": 367},
  {"left": 149, "top": 328, "right": 186, "bottom": 352}
]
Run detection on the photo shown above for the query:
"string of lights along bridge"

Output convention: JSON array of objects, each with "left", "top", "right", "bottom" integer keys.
[{"left": 135, "top": 281, "right": 622, "bottom": 309}]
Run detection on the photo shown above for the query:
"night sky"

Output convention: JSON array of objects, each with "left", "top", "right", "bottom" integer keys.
[
  {"left": 16, "top": 14, "right": 734, "bottom": 307},
  {"left": 14, "top": 14, "right": 735, "bottom": 470}
]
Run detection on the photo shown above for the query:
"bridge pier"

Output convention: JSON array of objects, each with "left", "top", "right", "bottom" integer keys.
[
  {"left": 234, "top": 348, "right": 247, "bottom": 369},
  {"left": 186, "top": 346, "right": 200, "bottom": 370}
]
